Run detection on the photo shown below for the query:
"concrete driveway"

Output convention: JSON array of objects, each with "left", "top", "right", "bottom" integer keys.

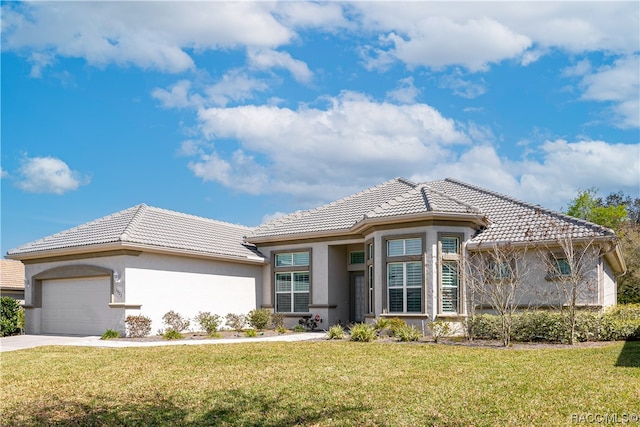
[{"left": 0, "top": 332, "right": 323, "bottom": 352}]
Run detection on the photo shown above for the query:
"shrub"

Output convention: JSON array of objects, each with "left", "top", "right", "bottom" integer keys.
[
  {"left": 374, "top": 317, "right": 406, "bottom": 337},
  {"left": 396, "top": 324, "right": 422, "bottom": 342},
  {"left": 511, "top": 311, "right": 567, "bottom": 343},
  {"left": 162, "top": 310, "right": 190, "bottom": 333},
  {"left": 349, "top": 323, "right": 377, "bottom": 342},
  {"left": 225, "top": 313, "right": 246, "bottom": 333},
  {"left": 245, "top": 329, "right": 258, "bottom": 338},
  {"left": 125, "top": 314, "right": 152, "bottom": 338},
  {"left": 247, "top": 308, "right": 272, "bottom": 331},
  {"left": 427, "top": 320, "right": 451, "bottom": 343},
  {"left": 271, "top": 312, "right": 286, "bottom": 329},
  {"left": 276, "top": 325, "right": 287, "bottom": 334},
  {"left": 293, "top": 324, "right": 305, "bottom": 333},
  {"left": 471, "top": 314, "right": 502, "bottom": 340},
  {"left": 162, "top": 329, "right": 184, "bottom": 340},
  {"left": 0, "top": 297, "right": 22, "bottom": 337},
  {"left": 101, "top": 329, "right": 120, "bottom": 340},
  {"left": 327, "top": 324, "right": 345, "bottom": 340},
  {"left": 194, "top": 312, "right": 222, "bottom": 336}
]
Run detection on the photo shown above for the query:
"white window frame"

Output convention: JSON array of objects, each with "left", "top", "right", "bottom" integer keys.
[{"left": 274, "top": 250, "right": 311, "bottom": 313}]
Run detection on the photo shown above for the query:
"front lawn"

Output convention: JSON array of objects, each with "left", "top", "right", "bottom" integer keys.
[{"left": 1, "top": 341, "right": 638, "bottom": 426}]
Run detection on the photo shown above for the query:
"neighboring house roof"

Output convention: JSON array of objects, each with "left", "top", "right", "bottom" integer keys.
[
  {"left": 0, "top": 259, "right": 25, "bottom": 290},
  {"left": 6, "top": 204, "right": 264, "bottom": 262}
]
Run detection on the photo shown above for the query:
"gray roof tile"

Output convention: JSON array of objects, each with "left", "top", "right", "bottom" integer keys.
[{"left": 8, "top": 204, "right": 263, "bottom": 260}]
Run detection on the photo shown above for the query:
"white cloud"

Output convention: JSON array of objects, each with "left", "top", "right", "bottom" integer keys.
[
  {"left": 188, "top": 91, "right": 469, "bottom": 200},
  {"left": 0, "top": 167, "right": 8, "bottom": 178},
  {"left": 261, "top": 211, "right": 288, "bottom": 224},
  {"left": 152, "top": 80, "right": 202, "bottom": 109},
  {"left": 15, "top": 156, "right": 90, "bottom": 194},
  {"left": 386, "top": 77, "right": 420, "bottom": 104},
  {"left": 2, "top": 2, "right": 293, "bottom": 73},
  {"left": 579, "top": 55, "right": 640, "bottom": 129},
  {"left": 248, "top": 49, "right": 313, "bottom": 84},
  {"left": 205, "top": 70, "right": 269, "bottom": 107},
  {"left": 439, "top": 72, "right": 486, "bottom": 99}
]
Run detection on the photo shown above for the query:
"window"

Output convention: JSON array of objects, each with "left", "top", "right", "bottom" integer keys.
[
  {"left": 350, "top": 251, "right": 365, "bottom": 265},
  {"left": 490, "top": 261, "right": 512, "bottom": 280},
  {"left": 387, "top": 238, "right": 422, "bottom": 256},
  {"left": 550, "top": 257, "right": 571, "bottom": 277},
  {"left": 275, "top": 252, "right": 309, "bottom": 267},
  {"left": 366, "top": 241, "right": 374, "bottom": 314},
  {"left": 440, "top": 236, "right": 459, "bottom": 254},
  {"left": 385, "top": 237, "right": 423, "bottom": 313},
  {"left": 387, "top": 262, "right": 422, "bottom": 313},
  {"left": 438, "top": 234, "right": 463, "bottom": 314},
  {"left": 441, "top": 261, "right": 458, "bottom": 313},
  {"left": 368, "top": 264, "right": 374, "bottom": 314},
  {"left": 274, "top": 251, "right": 310, "bottom": 313}
]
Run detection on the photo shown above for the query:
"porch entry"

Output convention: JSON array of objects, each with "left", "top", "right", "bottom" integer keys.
[{"left": 349, "top": 272, "right": 365, "bottom": 323}]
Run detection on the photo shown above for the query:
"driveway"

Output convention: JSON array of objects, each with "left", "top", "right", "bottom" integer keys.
[{"left": 0, "top": 332, "right": 323, "bottom": 352}]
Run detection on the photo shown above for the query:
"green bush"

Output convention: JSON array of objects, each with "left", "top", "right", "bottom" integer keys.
[
  {"left": 326, "top": 324, "right": 345, "bottom": 340},
  {"left": 162, "top": 310, "right": 190, "bottom": 333},
  {"left": 374, "top": 317, "right": 407, "bottom": 337},
  {"left": 100, "top": 329, "right": 120, "bottom": 340},
  {"left": 511, "top": 311, "right": 567, "bottom": 343},
  {"left": 162, "top": 329, "right": 184, "bottom": 340},
  {"left": 125, "top": 314, "right": 152, "bottom": 338},
  {"left": 194, "top": 312, "right": 222, "bottom": 336},
  {"left": 427, "top": 320, "right": 451, "bottom": 343},
  {"left": 349, "top": 323, "right": 377, "bottom": 342},
  {"left": 225, "top": 313, "right": 246, "bottom": 333},
  {"left": 245, "top": 329, "right": 258, "bottom": 338},
  {"left": 247, "top": 308, "right": 272, "bottom": 331},
  {"left": 293, "top": 324, "right": 305, "bottom": 333},
  {"left": 396, "top": 324, "right": 422, "bottom": 342},
  {"left": 271, "top": 312, "right": 286, "bottom": 329},
  {"left": 0, "top": 297, "right": 22, "bottom": 337},
  {"left": 470, "top": 314, "right": 501, "bottom": 340},
  {"left": 276, "top": 325, "right": 287, "bottom": 334}
]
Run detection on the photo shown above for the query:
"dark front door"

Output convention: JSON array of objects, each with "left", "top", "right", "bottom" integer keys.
[{"left": 350, "top": 272, "right": 365, "bottom": 323}]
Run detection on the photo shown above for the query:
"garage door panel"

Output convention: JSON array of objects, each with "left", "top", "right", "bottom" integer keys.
[{"left": 42, "top": 277, "right": 111, "bottom": 335}]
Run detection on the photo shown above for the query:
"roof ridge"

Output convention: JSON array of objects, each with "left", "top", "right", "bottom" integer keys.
[
  {"left": 258, "top": 177, "right": 415, "bottom": 228},
  {"left": 421, "top": 183, "right": 482, "bottom": 213},
  {"left": 444, "top": 178, "right": 614, "bottom": 235},
  {"left": 364, "top": 185, "right": 424, "bottom": 217},
  {"left": 120, "top": 204, "right": 148, "bottom": 241}
]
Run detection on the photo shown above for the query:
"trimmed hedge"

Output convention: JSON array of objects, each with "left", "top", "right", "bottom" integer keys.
[{"left": 471, "top": 305, "right": 640, "bottom": 343}]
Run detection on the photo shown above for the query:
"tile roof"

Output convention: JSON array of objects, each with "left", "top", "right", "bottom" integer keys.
[
  {"left": 0, "top": 260, "right": 25, "bottom": 290},
  {"left": 249, "top": 177, "right": 615, "bottom": 244},
  {"left": 427, "top": 178, "right": 616, "bottom": 244},
  {"left": 7, "top": 204, "right": 264, "bottom": 261},
  {"left": 250, "top": 178, "right": 417, "bottom": 238}
]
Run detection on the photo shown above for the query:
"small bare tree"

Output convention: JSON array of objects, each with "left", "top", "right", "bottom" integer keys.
[
  {"left": 466, "top": 242, "right": 533, "bottom": 346},
  {"left": 537, "top": 223, "right": 602, "bottom": 345}
]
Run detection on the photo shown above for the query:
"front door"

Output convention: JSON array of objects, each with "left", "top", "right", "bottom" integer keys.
[{"left": 350, "top": 273, "right": 365, "bottom": 323}]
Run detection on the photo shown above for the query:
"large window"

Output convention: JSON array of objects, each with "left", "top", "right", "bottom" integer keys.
[
  {"left": 274, "top": 251, "right": 310, "bottom": 313},
  {"left": 386, "top": 237, "right": 423, "bottom": 313},
  {"left": 439, "top": 235, "right": 462, "bottom": 314}
]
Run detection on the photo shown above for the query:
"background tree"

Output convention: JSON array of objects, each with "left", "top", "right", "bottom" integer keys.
[
  {"left": 466, "top": 243, "right": 533, "bottom": 346},
  {"left": 565, "top": 188, "right": 640, "bottom": 304}
]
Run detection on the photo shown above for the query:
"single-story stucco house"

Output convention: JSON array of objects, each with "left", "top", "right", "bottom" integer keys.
[{"left": 6, "top": 178, "right": 626, "bottom": 336}]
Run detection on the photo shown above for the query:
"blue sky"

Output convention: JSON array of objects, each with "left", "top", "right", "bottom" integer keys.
[{"left": 2, "top": 1, "right": 639, "bottom": 256}]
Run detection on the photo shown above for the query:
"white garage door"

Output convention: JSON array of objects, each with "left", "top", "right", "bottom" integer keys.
[{"left": 42, "top": 277, "right": 111, "bottom": 335}]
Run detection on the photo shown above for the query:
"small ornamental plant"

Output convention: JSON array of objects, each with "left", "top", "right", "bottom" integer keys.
[
  {"left": 327, "top": 324, "right": 345, "bottom": 340},
  {"left": 101, "top": 329, "right": 121, "bottom": 340},
  {"left": 125, "top": 314, "right": 152, "bottom": 338}
]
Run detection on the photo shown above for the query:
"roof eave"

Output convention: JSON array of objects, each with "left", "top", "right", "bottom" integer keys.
[
  {"left": 6, "top": 241, "right": 266, "bottom": 265},
  {"left": 351, "top": 211, "right": 488, "bottom": 234}
]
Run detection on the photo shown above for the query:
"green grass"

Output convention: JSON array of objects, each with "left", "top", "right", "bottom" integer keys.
[{"left": 1, "top": 341, "right": 638, "bottom": 426}]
